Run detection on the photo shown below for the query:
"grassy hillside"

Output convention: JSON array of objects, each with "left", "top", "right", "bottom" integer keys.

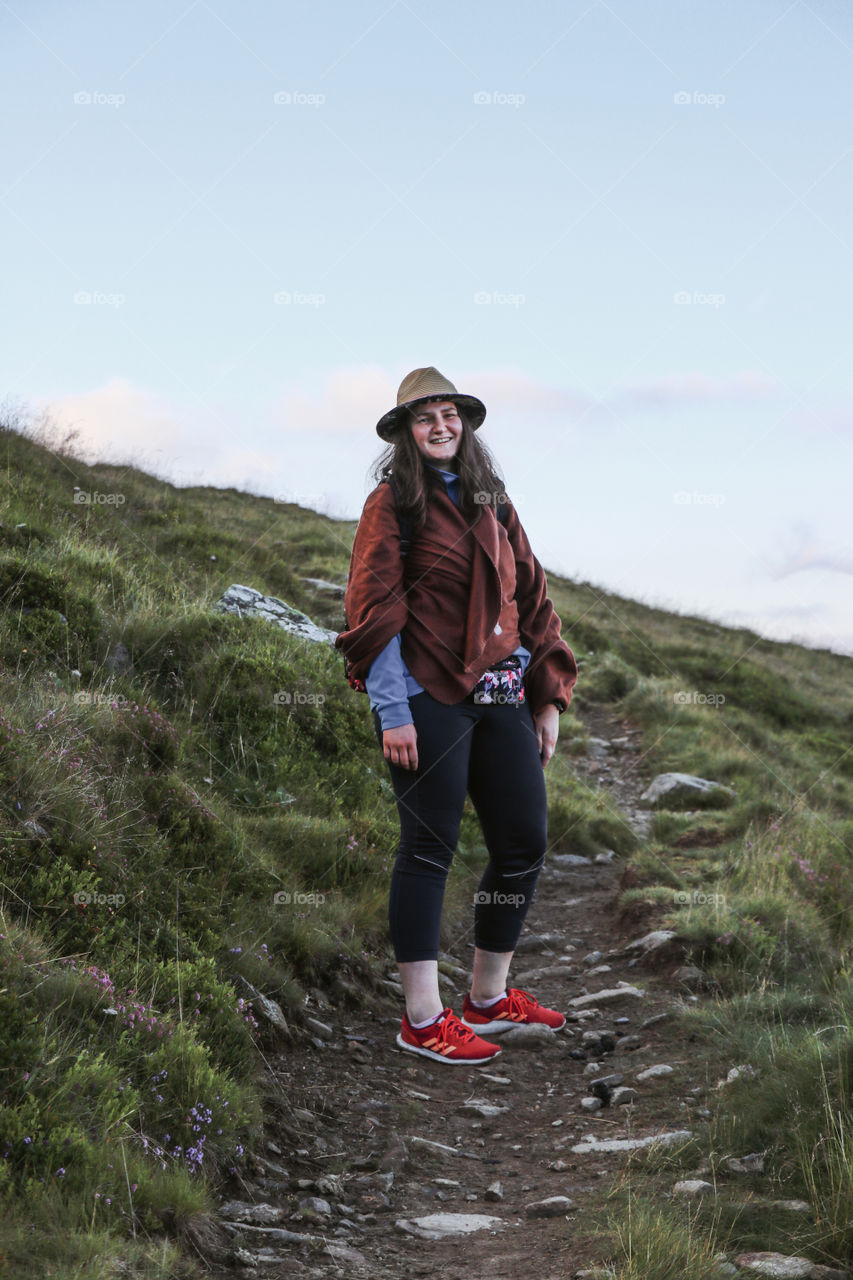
[{"left": 1, "top": 405, "right": 852, "bottom": 1278}]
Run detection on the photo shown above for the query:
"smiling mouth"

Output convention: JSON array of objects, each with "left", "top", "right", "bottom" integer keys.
[{"left": 430, "top": 436, "right": 453, "bottom": 444}]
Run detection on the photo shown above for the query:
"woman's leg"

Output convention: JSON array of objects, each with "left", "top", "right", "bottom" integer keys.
[
  {"left": 466, "top": 697, "right": 549, "bottom": 994},
  {"left": 396, "top": 960, "right": 441, "bottom": 1025},
  {"left": 372, "top": 693, "right": 477, "bottom": 1022},
  {"left": 470, "top": 946, "right": 514, "bottom": 1004}
]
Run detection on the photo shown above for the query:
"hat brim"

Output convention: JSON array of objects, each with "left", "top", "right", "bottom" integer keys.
[{"left": 376, "top": 392, "right": 486, "bottom": 442}]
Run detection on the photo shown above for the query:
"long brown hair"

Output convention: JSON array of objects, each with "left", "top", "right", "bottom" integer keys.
[{"left": 370, "top": 405, "right": 507, "bottom": 531}]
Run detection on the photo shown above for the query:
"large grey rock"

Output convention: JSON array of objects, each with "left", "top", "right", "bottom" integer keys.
[
  {"left": 572, "top": 1129, "right": 692, "bottom": 1154},
  {"left": 639, "top": 772, "right": 736, "bottom": 808},
  {"left": 214, "top": 584, "right": 337, "bottom": 644},
  {"left": 733, "top": 1255, "right": 817, "bottom": 1279},
  {"left": 395, "top": 1213, "right": 504, "bottom": 1240}
]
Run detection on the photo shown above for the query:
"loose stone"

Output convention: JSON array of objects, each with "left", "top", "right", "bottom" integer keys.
[
  {"left": 611, "top": 1087, "right": 639, "bottom": 1106},
  {"left": 525, "top": 1195, "right": 574, "bottom": 1217},
  {"left": 636, "top": 1063, "right": 674, "bottom": 1082},
  {"left": 395, "top": 1213, "right": 504, "bottom": 1240},
  {"left": 733, "top": 1254, "right": 818, "bottom": 1279}
]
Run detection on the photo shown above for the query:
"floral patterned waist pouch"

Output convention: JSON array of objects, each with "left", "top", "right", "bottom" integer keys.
[{"left": 470, "top": 655, "right": 526, "bottom": 707}]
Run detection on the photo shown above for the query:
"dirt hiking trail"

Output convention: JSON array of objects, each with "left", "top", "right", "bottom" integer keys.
[{"left": 200, "top": 706, "right": 714, "bottom": 1280}]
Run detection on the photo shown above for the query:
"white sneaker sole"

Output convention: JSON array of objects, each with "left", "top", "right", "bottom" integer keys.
[
  {"left": 395, "top": 1033, "right": 501, "bottom": 1064},
  {"left": 460, "top": 1016, "right": 566, "bottom": 1035}
]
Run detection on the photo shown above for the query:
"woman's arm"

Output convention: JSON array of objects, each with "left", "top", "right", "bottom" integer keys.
[
  {"left": 335, "top": 483, "right": 410, "bottom": 682},
  {"left": 364, "top": 633, "right": 416, "bottom": 731}
]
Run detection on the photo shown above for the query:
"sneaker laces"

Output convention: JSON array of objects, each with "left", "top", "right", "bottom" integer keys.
[
  {"left": 433, "top": 1009, "right": 476, "bottom": 1047},
  {"left": 504, "top": 988, "right": 540, "bottom": 1018}
]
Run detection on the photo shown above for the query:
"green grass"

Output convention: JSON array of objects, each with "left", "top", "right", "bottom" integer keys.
[{"left": 2, "top": 405, "right": 853, "bottom": 1275}]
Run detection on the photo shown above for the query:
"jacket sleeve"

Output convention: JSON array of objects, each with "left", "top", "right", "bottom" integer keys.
[
  {"left": 334, "top": 483, "right": 409, "bottom": 683},
  {"left": 364, "top": 633, "right": 416, "bottom": 730},
  {"left": 502, "top": 500, "right": 578, "bottom": 715}
]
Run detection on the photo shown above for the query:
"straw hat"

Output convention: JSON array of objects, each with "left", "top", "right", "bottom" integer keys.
[{"left": 376, "top": 367, "right": 486, "bottom": 441}]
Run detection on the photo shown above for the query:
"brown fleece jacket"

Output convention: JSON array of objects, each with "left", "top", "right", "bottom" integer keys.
[{"left": 334, "top": 479, "right": 578, "bottom": 715}]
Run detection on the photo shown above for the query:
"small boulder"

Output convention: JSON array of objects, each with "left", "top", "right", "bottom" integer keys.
[
  {"left": 214, "top": 584, "right": 337, "bottom": 644},
  {"left": 500, "top": 1023, "right": 558, "bottom": 1047},
  {"left": 568, "top": 985, "right": 645, "bottom": 1010},
  {"left": 396, "top": 1213, "right": 504, "bottom": 1240},
  {"left": 733, "top": 1254, "right": 815, "bottom": 1279},
  {"left": 298, "top": 1196, "right": 332, "bottom": 1217},
  {"left": 636, "top": 1064, "right": 674, "bottom": 1082},
  {"left": 673, "top": 1179, "right": 714, "bottom": 1197},
  {"left": 726, "top": 1152, "right": 765, "bottom": 1174},
  {"left": 640, "top": 772, "right": 736, "bottom": 809},
  {"left": 611, "top": 1087, "right": 639, "bottom": 1106},
  {"left": 525, "top": 1195, "right": 573, "bottom": 1217}
]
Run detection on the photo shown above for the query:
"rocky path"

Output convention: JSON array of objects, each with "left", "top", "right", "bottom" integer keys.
[{"left": 200, "top": 709, "right": 714, "bottom": 1279}]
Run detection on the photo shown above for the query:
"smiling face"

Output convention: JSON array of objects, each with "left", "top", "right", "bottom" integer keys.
[{"left": 408, "top": 399, "right": 463, "bottom": 468}]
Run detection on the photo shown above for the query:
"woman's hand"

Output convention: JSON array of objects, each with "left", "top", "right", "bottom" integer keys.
[
  {"left": 533, "top": 704, "right": 559, "bottom": 767},
  {"left": 382, "top": 722, "right": 418, "bottom": 771}
]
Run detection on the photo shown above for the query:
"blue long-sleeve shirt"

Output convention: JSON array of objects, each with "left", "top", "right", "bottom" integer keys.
[{"left": 364, "top": 464, "right": 531, "bottom": 730}]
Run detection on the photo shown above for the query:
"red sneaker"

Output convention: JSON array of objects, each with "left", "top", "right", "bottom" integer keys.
[
  {"left": 396, "top": 1008, "right": 502, "bottom": 1064},
  {"left": 461, "top": 988, "right": 566, "bottom": 1034}
]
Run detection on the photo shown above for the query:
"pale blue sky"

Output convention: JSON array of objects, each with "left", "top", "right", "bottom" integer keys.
[{"left": 2, "top": 1, "right": 852, "bottom": 653}]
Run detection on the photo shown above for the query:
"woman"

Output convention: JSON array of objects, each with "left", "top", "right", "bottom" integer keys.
[{"left": 335, "top": 367, "right": 578, "bottom": 1064}]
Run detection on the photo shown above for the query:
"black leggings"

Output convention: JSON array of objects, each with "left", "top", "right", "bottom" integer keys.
[{"left": 372, "top": 688, "right": 549, "bottom": 963}]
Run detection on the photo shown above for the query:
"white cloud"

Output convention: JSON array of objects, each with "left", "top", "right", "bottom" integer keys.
[
  {"left": 772, "top": 525, "right": 853, "bottom": 580},
  {"left": 273, "top": 364, "right": 397, "bottom": 434},
  {"left": 34, "top": 378, "right": 179, "bottom": 461},
  {"left": 39, "top": 366, "right": 786, "bottom": 470}
]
